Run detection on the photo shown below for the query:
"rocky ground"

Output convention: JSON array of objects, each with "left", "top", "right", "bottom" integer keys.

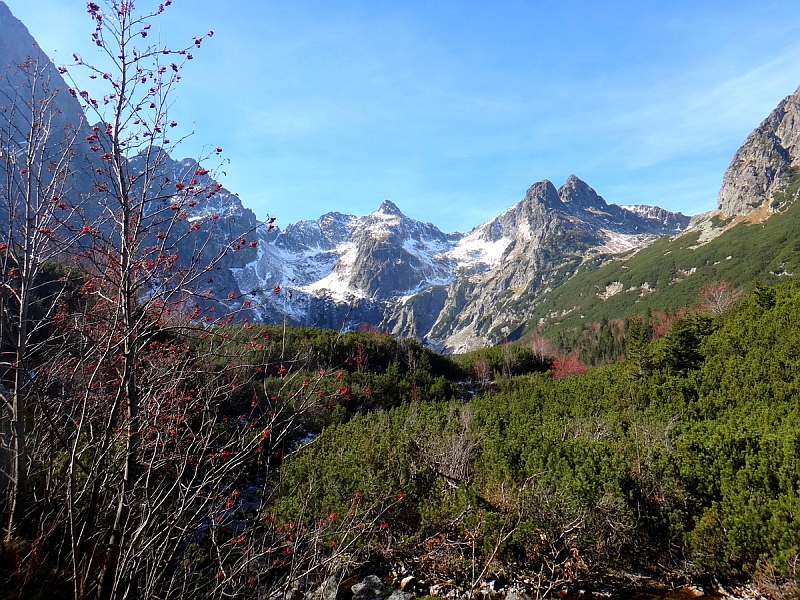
[{"left": 275, "top": 570, "right": 787, "bottom": 600}]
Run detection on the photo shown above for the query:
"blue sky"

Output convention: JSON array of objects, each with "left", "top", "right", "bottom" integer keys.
[{"left": 5, "top": 0, "right": 800, "bottom": 232}]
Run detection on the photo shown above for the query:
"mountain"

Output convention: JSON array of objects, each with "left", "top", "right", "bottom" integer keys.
[
  {"left": 0, "top": 1, "right": 84, "bottom": 134},
  {"left": 718, "top": 84, "right": 800, "bottom": 216},
  {"left": 237, "top": 176, "right": 689, "bottom": 352},
  {"left": 249, "top": 82, "right": 800, "bottom": 350},
  {"left": 0, "top": 1, "right": 261, "bottom": 311},
  {"left": 0, "top": 1, "right": 692, "bottom": 352},
  {"left": 516, "top": 86, "right": 800, "bottom": 339},
  {"left": 517, "top": 194, "right": 800, "bottom": 344},
  {"left": 243, "top": 78, "right": 800, "bottom": 353}
]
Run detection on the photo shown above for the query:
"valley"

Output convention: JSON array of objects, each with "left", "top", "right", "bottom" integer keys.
[{"left": 2, "top": 2, "right": 800, "bottom": 600}]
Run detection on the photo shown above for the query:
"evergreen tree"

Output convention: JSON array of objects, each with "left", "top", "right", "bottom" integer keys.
[{"left": 662, "top": 312, "right": 712, "bottom": 372}]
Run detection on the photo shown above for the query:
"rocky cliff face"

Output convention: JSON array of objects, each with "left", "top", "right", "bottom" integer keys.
[
  {"left": 717, "top": 85, "right": 800, "bottom": 216},
  {"left": 0, "top": 1, "right": 85, "bottom": 134}
]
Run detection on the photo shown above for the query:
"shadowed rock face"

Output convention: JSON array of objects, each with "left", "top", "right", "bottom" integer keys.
[
  {"left": 717, "top": 85, "right": 800, "bottom": 216},
  {"left": 0, "top": 1, "right": 86, "bottom": 138},
  {"left": 0, "top": 1, "right": 92, "bottom": 232}
]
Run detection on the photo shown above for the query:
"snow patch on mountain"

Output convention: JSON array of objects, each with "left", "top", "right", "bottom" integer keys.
[
  {"left": 300, "top": 241, "right": 368, "bottom": 301},
  {"left": 596, "top": 230, "right": 659, "bottom": 254},
  {"left": 447, "top": 229, "right": 512, "bottom": 271}
]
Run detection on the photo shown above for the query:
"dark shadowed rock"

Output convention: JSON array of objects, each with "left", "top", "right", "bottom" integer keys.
[
  {"left": 351, "top": 575, "right": 389, "bottom": 600},
  {"left": 0, "top": 1, "right": 85, "bottom": 135},
  {"left": 321, "top": 576, "right": 340, "bottom": 600}
]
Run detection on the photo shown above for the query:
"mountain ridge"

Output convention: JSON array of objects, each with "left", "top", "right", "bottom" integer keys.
[
  {"left": 515, "top": 85, "right": 800, "bottom": 339},
  {"left": 235, "top": 175, "right": 689, "bottom": 352},
  {"left": 0, "top": 0, "right": 698, "bottom": 352}
]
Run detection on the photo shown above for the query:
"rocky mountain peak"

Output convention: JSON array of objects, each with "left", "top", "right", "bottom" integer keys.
[
  {"left": 361, "top": 200, "right": 411, "bottom": 235},
  {"left": 523, "top": 179, "right": 562, "bottom": 209},
  {"left": 485, "top": 179, "right": 565, "bottom": 247},
  {"left": 717, "top": 84, "right": 800, "bottom": 216},
  {"left": 558, "top": 175, "right": 608, "bottom": 211},
  {"left": 316, "top": 211, "right": 355, "bottom": 240},
  {"left": 377, "top": 199, "right": 403, "bottom": 216}
]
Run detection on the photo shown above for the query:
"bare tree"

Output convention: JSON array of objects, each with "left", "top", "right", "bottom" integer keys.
[
  {"left": 501, "top": 341, "right": 518, "bottom": 378},
  {"left": 529, "top": 334, "right": 555, "bottom": 363},
  {"left": 472, "top": 357, "right": 492, "bottom": 389},
  {"left": 0, "top": 52, "right": 84, "bottom": 542},
  {"left": 700, "top": 280, "right": 743, "bottom": 315},
  {"left": 47, "top": 3, "right": 266, "bottom": 597}
]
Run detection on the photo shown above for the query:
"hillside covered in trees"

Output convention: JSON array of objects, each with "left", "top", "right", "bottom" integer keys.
[
  {"left": 270, "top": 280, "right": 800, "bottom": 599},
  {"left": 4, "top": 276, "right": 800, "bottom": 599}
]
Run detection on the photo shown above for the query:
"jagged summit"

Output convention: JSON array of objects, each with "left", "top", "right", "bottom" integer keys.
[
  {"left": 522, "top": 179, "right": 562, "bottom": 209},
  {"left": 226, "top": 171, "right": 692, "bottom": 351},
  {"left": 559, "top": 175, "right": 608, "bottom": 210},
  {"left": 376, "top": 199, "right": 403, "bottom": 215}
]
